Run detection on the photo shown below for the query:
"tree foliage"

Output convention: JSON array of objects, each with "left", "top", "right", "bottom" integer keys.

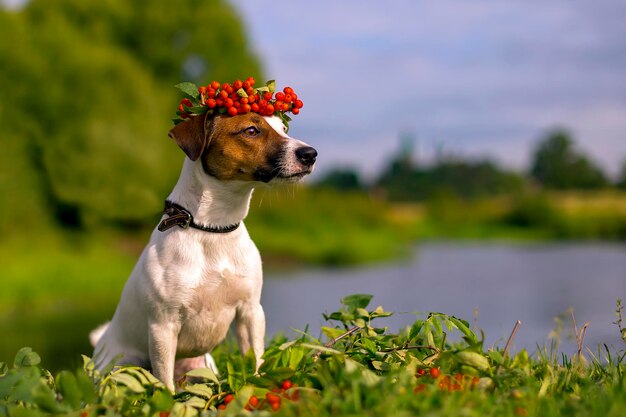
[
  {"left": 375, "top": 155, "right": 525, "bottom": 202},
  {"left": 315, "top": 168, "right": 364, "bottom": 192},
  {"left": 530, "top": 129, "right": 608, "bottom": 190},
  {"left": 0, "top": 0, "right": 262, "bottom": 232}
]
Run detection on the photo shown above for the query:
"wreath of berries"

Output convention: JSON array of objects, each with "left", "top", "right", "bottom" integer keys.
[{"left": 174, "top": 77, "right": 303, "bottom": 131}]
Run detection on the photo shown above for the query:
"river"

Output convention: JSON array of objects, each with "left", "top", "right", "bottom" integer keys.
[{"left": 262, "top": 242, "right": 626, "bottom": 355}]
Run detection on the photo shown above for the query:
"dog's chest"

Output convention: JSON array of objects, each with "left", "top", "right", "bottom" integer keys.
[{"left": 176, "top": 268, "right": 252, "bottom": 357}]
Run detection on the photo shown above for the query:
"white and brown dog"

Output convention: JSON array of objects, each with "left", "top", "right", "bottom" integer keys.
[{"left": 90, "top": 112, "right": 317, "bottom": 390}]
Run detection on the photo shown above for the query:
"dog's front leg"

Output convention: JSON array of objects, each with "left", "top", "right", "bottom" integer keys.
[
  {"left": 148, "top": 321, "right": 180, "bottom": 391},
  {"left": 235, "top": 303, "right": 266, "bottom": 370}
]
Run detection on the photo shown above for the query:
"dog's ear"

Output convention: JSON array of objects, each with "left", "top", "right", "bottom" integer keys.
[{"left": 168, "top": 113, "right": 210, "bottom": 161}]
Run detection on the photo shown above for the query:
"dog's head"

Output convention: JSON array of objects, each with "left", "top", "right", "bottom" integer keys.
[{"left": 168, "top": 113, "right": 317, "bottom": 183}]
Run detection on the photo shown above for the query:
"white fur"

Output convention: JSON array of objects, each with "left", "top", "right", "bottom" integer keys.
[{"left": 92, "top": 116, "right": 314, "bottom": 390}]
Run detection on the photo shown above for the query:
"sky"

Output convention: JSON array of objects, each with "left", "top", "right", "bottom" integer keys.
[{"left": 229, "top": 0, "right": 626, "bottom": 179}]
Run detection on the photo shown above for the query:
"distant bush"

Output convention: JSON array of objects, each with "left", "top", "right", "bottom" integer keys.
[{"left": 530, "top": 129, "right": 608, "bottom": 190}]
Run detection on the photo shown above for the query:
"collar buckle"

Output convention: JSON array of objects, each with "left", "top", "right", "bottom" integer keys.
[{"left": 158, "top": 205, "right": 192, "bottom": 232}]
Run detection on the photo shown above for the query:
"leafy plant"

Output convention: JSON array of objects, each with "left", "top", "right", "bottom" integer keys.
[{"left": 1, "top": 295, "right": 625, "bottom": 417}]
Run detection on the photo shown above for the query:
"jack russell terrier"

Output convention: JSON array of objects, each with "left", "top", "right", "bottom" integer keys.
[{"left": 90, "top": 111, "right": 317, "bottom": 390}]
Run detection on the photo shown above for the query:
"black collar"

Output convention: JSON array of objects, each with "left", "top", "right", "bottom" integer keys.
[{"left": 157, "top": 200, "right": 240, "bottom": 234}]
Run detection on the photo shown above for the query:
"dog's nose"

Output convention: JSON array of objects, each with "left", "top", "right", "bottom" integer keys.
[{"left": 295, "top": 146, "right": 317, "bottom": 166}]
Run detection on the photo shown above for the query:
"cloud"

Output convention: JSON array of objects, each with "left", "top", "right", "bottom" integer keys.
[{"left": 231, "top": 0, "right": 626, "bottom": 175}]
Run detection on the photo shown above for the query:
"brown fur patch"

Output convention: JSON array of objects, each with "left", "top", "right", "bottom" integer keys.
[{"left": 201, "top": 114, "right": 286, "bottom": 182}]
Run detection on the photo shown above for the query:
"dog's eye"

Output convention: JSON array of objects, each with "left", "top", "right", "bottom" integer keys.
[{"left": 242, "top": 126, "right": 260, "bottom": 137}]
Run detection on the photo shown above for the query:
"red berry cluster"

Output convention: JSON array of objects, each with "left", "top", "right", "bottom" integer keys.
[
  {"left": 413, "top": 367, "right": 480, "bottom": 393},
  {"left": 216, "top": 379, "right": 298, "bottom": 412},
  {"left": 176, "top": 78, "right": 303, "bottom": 122}
]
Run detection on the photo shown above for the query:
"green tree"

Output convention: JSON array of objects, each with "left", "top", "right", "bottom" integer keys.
[
  {"left": 0, "top": 0, "right": 262, "bottom": 233},
  {"left": 529, "top": 129, "right": 608, "bottom": 190},
  {"left": 315, "top": 168, "right": 363, "bottom": 192},
  {"left": 618, "top": 159, "right": 626, "bottom": 190}
]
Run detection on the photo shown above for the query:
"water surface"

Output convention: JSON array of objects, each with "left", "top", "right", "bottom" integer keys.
[{"left": 262, "top": 242, "right": 626, "bottom": 354}]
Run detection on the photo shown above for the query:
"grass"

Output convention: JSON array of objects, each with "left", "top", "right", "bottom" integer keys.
[
  {"left": 1, "top": 295, "right": 625, "bottom": 417},
  {"left": 409, "top": 189, "right": 626, "bottom": 241},
  {"left": 246, "top": 187, "right": 415, "bottom": 266},
  {"left": 0, "top": 229, "right": 137, "bottom": 371}
]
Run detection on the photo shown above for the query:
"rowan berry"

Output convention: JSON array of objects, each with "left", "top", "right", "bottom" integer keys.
[
  {"left": 275, "top": 101, "right": 284, "bottom": 111},
  {"left": 208, "top": 88, "right": 216, "bottom": 97},
  {"left": 413, "top": 384, "right": 426, "bottom": 393},
  {"left": 265, "top": 104, "right": 275, "bottom": 114},
  {"left": 266, "top": 392, "right": 281, "bottom": 404},
  {"left": 206, "top": 98, "right": 217, "bottom": 108},
  {"left": 271, "top": 402, "right": 281, "bottom": 411},
  {"left": 251, "top": 103, "right": 260, "bottom": 113},
  {"left": 242, "top": 104, "right": 251, "bottom": 113},
  {"left": 181, "top": 98, "right": 192, "bottom": 107},
  {"left": 248, "top": 94, "right": 256, "bottom": 104},
  {"left": 284, "top": 94, "right": 293, "bottom": 103},
  {"left": 219, "top": 90, "right": 229, "bottom": 99},
  {"left": 248, "top": 395, "right": 259, "bottom": 408},
  {"left": 217, "top": 404, "right": 226, "bottom": 410},
  {"left": 515, "top": 407, "right": 528, "bottom": 416},
  {"left": 429, "top": 367, "right": 441, "bottom": 378},
  {"left": 198, "top": 86, "right": 207, "bottom": 96},
  {"left": 246, "top": 77, "right": 256, "bottom": 85},
  {"left": 454, "top": 373, "right": 464, "bottom": 382},
  {"left": 294, "top": 99, "right": 304, "bottom": 109},
  {"left": 223, "top": 394, "right": 234, "bottom": 404},
  {"left": 263, "top": 92, "right": 273, "bottom": 101},
  {"left": 291, "top": 108, "right": 300, "bottom": 115},
  {"left": 416, "top": 368, "right": 426, "bottom": 377},
  {"left": 233, "top": 80, "right": 243, "bottom": 90},
  {"left": 438, "top": 376, "right": 451, "bottom": 391},
  {"left": 178, "top": 104, "right": 185, "bottom": 112},
  {"left": 228, "top": 106, "right": 238, "bottom": 116},
  {"left": 276, "top": 92, "right": 285, "bottom": 101},
  {"left": 211, "top": 81, "right": 221, "bottom": 90},
  {"left": 240, "top": 97, "right": 249, "bottom": 105},
  {"left": 224, "top": 98, "right": 233, "bottom": 108},
  {"left": 281, "top": 380, "right": 293, "bottom": 390},
  {"left": 283, "top": 86, "right": 294, "bottom": 96}
]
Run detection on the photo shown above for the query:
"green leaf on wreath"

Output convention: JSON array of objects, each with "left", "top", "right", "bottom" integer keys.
[{"left": 175, "top": 82, "right": 200, "bottom": 99}]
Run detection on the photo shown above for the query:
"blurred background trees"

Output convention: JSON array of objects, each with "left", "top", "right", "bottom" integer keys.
[
  {"left": 0, "top": 0, "right": 262, "bottom": 234},
  {"left": 529, "top": 129, "right": 608, "bottom": 190}
]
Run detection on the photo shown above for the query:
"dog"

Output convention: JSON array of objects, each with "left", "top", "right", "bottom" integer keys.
[{"left": 91, "top": 111, "right": 317, "bottom": 390}]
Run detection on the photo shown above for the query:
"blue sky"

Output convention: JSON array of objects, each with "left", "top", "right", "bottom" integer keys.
[{"left": 230, "top": 0, "right": 626, "bottom": 179}]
